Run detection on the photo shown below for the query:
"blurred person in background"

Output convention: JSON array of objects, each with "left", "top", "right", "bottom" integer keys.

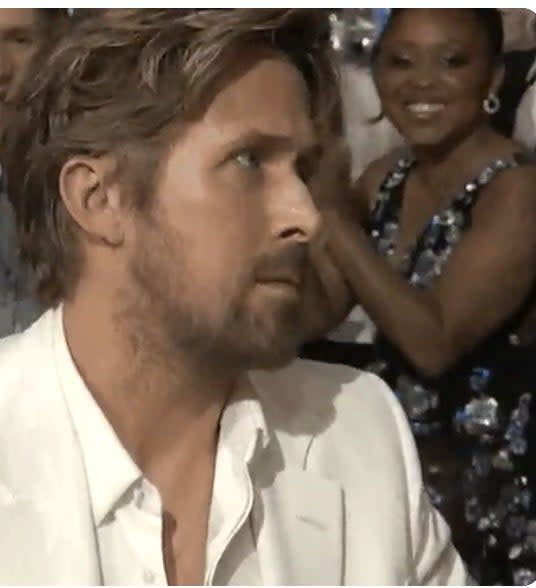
[
  {"left": 334, "top": 9, "right": 403, "bottom": 181},
  {"left": 305, "top": 8, "right": 536, "bottom": 585},
  {"left": 0, "top": 9, "right": 67, "bottom": 337},
  {"left": 492, "top": 9, "right": 536, "bottom": 144},
  {"left": 501, "top": 8, "right": 536, "bottom": 150}
]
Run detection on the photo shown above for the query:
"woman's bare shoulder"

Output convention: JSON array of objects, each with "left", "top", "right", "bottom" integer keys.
[{"left": 480, "top": 151, "right": 536, "bottom": 206}]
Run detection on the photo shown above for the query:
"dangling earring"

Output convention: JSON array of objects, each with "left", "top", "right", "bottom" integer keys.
[{"left": 483, "top": 93, "right": 501, "bottom": 115}]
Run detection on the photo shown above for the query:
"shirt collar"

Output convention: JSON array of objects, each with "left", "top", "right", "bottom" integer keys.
[
  {"left": 219, "top": 374, "right": 270, "bottom": 465},
  {"left": 51, "top": 305, "right": 270, "bottom": 526},
  {"left": 52, "top": 305, "right": 142, "bottom": 527}
]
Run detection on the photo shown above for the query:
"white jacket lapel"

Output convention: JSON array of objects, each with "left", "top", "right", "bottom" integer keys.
[
  {"left": 0, "top": 499, "right": 54, "bottom": 585},
  {"left": 0, "top": 494, "right": 100, "bottom": 586},
  {"left": 255, "top": 468, "right": 344, "bottom": 586},
  {"left": 0, "top": 311, "right": 102, "bottom": 585},
  {"left": 0, "top": 489, "right": 101, "bottom": 586}
]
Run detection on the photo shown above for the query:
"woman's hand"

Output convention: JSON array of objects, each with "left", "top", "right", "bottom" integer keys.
[
  {"left": 308, "top": 136, "right": 359, "bottom": 219},
  {"left": 301, "top": 242, "right": 355, "bottom": 342},
  {"left": 300, "top": 137, "right": 357, "bottom": 341}
]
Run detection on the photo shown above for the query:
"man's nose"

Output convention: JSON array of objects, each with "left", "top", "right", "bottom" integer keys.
[
  {"left": 0, "top": 47, "right": 13, "bottom": 95},
  {"left": 269, "top": 178, "right": 323, "bottom": 246}
]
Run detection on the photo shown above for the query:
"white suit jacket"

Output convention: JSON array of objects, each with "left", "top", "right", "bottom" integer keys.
[{"left": 0, "top": 309, "right": 468, "bottom": 585}]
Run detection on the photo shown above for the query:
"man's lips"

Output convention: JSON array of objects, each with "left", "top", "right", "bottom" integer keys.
[{"left": 256, "top": 272, "right": 301, "bottom": 287}]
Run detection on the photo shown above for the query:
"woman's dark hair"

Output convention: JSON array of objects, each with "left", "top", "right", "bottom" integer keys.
[{"left": 372, "top": 9, "right": 504, "bottom": 64}]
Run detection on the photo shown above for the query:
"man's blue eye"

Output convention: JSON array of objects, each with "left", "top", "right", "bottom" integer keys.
[{"left": 235, "top": 151, "right": 260, "bottom": 169}]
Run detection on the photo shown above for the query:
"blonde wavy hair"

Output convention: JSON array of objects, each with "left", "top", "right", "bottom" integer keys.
[{"left": 3, "top": 9, "right": 340, "bottom": 306}]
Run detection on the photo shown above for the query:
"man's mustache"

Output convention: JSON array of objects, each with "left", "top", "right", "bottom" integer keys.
[{"left": 253, "top": 243, "right": 309, "bottom": 288}]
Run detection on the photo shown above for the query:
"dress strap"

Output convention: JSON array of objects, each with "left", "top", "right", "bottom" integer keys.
[
  {"left": 368, "top": 156, "right": 414, "bottom": 232},
  {"left": 450, "top": 154, "right": 530, "bottom": 214}
]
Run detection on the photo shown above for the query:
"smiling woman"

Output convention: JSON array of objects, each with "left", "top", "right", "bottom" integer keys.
[{"left": 304, "top": 8, "right": 536, "bottom": 586}]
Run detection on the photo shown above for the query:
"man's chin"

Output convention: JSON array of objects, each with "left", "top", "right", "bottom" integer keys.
[
  {"left": 217, "top": 306, "right": 305, "bottom": 370},
  {"left": 248, "top": 347, "right": 297, "bottom": 371},
  {"left": 240, "top": 330, "right": 303, "bottom": 371}
]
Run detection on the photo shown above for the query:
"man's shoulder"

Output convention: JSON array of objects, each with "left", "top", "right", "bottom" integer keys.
[
  {"left": 0, "top": 310, "right": 54, "bottom": 406},
  {"left": 251, "top": 358, "right": 405, "bottom": 446},
  {"left": 250, "top": 358, "right": 417, "bottom": 499}
]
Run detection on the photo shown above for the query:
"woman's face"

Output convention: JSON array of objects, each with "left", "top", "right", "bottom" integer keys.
[{"left": 373, "top": 9, "right": 501, "bottom": 149}]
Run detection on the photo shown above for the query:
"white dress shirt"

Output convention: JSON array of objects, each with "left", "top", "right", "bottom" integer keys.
[
  {"left": 0, "top": 306, "right": 470, "bottom": 585},
  {"left": 57, "top": 312, "right": 266, "bottom": 585}
]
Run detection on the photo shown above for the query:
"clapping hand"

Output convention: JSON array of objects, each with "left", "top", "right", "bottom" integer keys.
[{"left": 300, "top": 137, "right": 357, "bottom": 341}]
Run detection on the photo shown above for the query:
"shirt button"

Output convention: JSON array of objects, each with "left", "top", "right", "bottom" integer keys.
[{"left": 143, "top": 569, "right": 155, "bottom": 584}]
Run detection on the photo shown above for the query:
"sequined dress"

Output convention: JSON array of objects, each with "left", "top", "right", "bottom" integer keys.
[{"left": 367, "top": 154, "right": 536, "bottom": 586}]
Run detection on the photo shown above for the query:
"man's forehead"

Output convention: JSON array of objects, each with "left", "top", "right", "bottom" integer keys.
[
  {"left": 196, "top": 59, "right": 314, "bottom": 144},
  {"left": 205, "top": 53, "right": 309, "bottom": 114},
  {"left": 0, "top": 9, "right": 38, "bottom": 31},
  {"left": 196, "top": 103, "right": 317, "bottom": 152}
]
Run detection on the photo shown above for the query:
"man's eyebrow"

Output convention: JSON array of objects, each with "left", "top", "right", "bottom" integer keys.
[
  {"left": 220, "top": 129, "right": 319, "bottom": 155},
  {"left": 0, "top": 26, "right": 39, "bottom": 38}
]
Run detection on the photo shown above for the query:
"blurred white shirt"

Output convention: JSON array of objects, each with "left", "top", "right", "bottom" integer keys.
[{"left": 514, "top": 59, "right": 536, "bottom": 149}]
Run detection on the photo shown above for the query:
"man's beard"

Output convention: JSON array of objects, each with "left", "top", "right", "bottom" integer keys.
[{"left": 122, "top": 224, "right": 306, "bottom": 372}]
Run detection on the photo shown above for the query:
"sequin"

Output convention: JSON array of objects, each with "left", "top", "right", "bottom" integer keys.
[
  {"left": 465, "top": 182, "right": 478, "bottom": 193},
  {"left": 411, "top": 421, "right": 441, "bottom": 436},
  {"left": 510, "top": 437, "right": 528, "bottom": 456},
  {"left": 396, "top": 374, "right": 439, "bottom": 420},
  {"left": 506, "top": 516, "right": 528, "bottom": 540},
  {"left": 526, "top": 519, "right": 536, "bottom": 535},
  {"left": 510, "top": 543, "right": 524, "bottom": 560},
  {"left": 366, "top": 360, "right": 388, "bottom": 376},
  {"left": 469, "top": 367, "right": 492, "bottom": 392},
  {"left": 460, "top": 395, "right": 500, "bottom": 435},
  {"left": 472, "top": 450, "right": 492, "bottom": 476},
  {"left": 513, "top": 567, "right": 536, "bottom": 586},
  {"left": 411, "top": 250, "right": 441, "bottom": 287},
  {"left": 524, "top": 528, "right": 536, "bottom": 554},
  {"left": 424, "top": 217, "right": 442, "bottom": 247},
  {"left": 465, "top": 497, "right": 481, "bottom": 523},
  {"left": 445, "top": 225, "right": 462, "bottom": 245},
  {"left": 492, "top": 448, "right": 514, "bottom": 471}
]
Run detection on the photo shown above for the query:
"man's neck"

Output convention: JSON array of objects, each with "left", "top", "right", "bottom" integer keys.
[{"left": 62, "top": 292, "right": 239, "bottom": 500}]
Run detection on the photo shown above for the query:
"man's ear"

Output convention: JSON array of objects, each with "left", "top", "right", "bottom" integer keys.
[{"left": 58, "top": 156, "right": 125, "bottom": 247}]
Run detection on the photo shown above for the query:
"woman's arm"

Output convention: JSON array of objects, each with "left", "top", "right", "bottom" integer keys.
[
  {"left": 326, "top": 165, "right": 536, "bottom": 377},
  {"left": 300, "top": 148, "right": 405, "bottom": 341}
]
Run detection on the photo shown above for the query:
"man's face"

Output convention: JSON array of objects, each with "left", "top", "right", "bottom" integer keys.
[
  {"left": 0, "top": 10, "right": 44, "bottom": 109},
  {"left": 124, "top": 54, "right": 322, "bottom": 369}
]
